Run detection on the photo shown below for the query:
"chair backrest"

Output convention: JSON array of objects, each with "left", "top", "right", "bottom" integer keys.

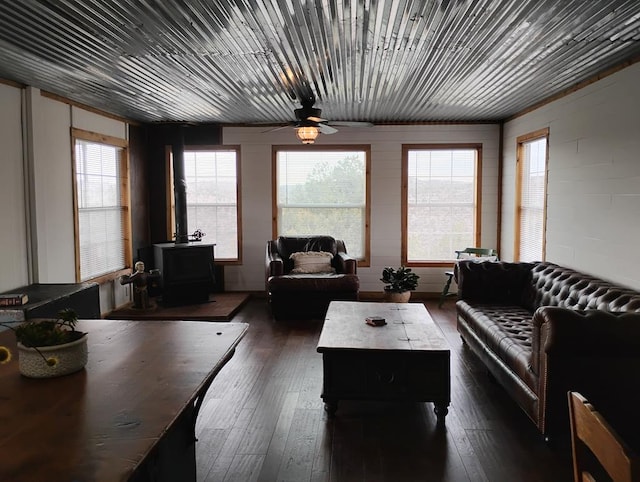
[
  {"left": 568, "top": 391, "right": 640, "bottom": 482},
  {"left": 455, "top": 247, "right": 498, "bottom": 260},
  {"left": 275, "top": 236, "right": 338, "bottom": 273}
]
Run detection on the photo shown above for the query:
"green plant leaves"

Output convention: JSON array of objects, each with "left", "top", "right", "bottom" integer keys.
[{"left": 380, "top": 266, "right": 420, "bottom": 292}]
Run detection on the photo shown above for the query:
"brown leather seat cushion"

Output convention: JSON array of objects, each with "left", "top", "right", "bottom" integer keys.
[
  {"left": 457, "top": 301, "right": 537, "bottom": 391},
  {"left": 268, "top": 273, "right": 359, "bottom": 293}
]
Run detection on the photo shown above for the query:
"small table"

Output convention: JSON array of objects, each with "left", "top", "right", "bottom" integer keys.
[
  {"left": 0, "top": 319, "right": 248, "bottom": 481},
  {"left": 317, "top": 301, "right": 450, "bottom": 419}
]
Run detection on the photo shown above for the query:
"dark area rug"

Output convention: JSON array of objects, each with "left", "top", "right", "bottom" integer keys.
[{"left": 105, "top": 292, "right": 251, "bottom": 321}]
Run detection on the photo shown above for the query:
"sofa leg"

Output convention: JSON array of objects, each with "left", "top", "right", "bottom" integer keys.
[
  {"left": 438, "top": 273, "right": 454, "bottom": 308},
  {"left": 434, "top": 402, "right": 449, "bottom": 422}
]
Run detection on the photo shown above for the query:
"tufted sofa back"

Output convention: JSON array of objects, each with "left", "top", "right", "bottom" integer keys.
[{"left": 530, "top": 262, "right": 640, "bottom": 312}]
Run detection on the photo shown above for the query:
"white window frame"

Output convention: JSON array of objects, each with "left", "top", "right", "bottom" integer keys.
[
  {"left": 71, "top": 128, "right": 131, "bottom": 282},
  {"left": 402, "top": 144, "right": 482, "bottom": 266},
  {"left": 272, "top": 145, "right": 371, "bottom": 266}
]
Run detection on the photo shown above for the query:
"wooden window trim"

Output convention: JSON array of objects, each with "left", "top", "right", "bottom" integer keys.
[
  {"left": 514, "top": 128, "right": 549, "bottom": 262},
  {"left": 402, "top": 143, "right": 483, "bottom": 267},
  {"left": 71, "top": 127, "right": 132, "bottom": 283},
  {"left": 271, "top": 145, "right": 371, "bottom": 267}
]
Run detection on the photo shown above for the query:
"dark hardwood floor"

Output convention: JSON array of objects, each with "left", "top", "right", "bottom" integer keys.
[{"left": 195, "top": 299, "right": 573, "bottom": 482}]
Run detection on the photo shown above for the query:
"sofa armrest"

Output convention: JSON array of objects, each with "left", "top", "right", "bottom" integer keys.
[
  {"left": 532, "top": 306, "right": 640, "bottom": 375},
  {"left": 533, "top": 307, "right": 640, "bottom": 356},
  {"left": 531, "top": 306, "right": 640, "bottom": 442},
  {"left": 265, "top": 241, "right": 284, "bottom": 279},
  {"left": 456, "top": 260, "right": 537, "bottom": 305},
  {"left": 335, "top": 251, "right": 357, "bottom": 274}
]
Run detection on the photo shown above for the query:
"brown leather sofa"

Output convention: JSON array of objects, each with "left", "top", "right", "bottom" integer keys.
[
  {"left": 265, "top": 236, "right": 359, "bottom": 320},
  {"left": 455, "top": 260, "right": 640, "bottom": 444}
]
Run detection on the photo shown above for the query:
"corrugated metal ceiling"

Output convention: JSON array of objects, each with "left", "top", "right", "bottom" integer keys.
[{"left": 0, "top": 0, "right": 638, "bottom": 124}]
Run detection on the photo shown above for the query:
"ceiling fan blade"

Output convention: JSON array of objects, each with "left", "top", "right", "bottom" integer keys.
[
  {"left": 327, "top": 121, "right": 374, "bottom": 128},
  {"left": 261, "top": 124, "right": 292, "bottom": 133},
  {"left": 307, "top": 115, "right": 327, "bottom": 123},
  {"left": 318, "top": 123, "right": 338, "bottom": 135}
]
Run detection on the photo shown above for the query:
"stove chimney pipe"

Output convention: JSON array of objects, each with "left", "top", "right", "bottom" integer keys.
[{"left": 172, "top": 127, "right": 189, "bottom": 244}]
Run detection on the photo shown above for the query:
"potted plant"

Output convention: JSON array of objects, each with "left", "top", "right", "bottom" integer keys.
[
  {"left": 0, "top": 308, "right": 88, "bottom": 378},
  {"left": 380, "top": 266, "right": 420, "bottom": 303}
]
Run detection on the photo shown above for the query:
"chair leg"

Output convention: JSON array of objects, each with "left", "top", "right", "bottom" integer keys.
[{"left": 438, "top": 273, "right": 454, "bottom": 308}]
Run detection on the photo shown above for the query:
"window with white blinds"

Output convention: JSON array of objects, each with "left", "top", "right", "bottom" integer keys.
[
  {"left": 183, "top": 148, "right": 240, "bottom": 261},
  {"left": 403, "top": 145, "right": 481, "bottom": 264},
  {"left": 516, "top": 131, "right": 548, "bottom": 262},
  {"left": 274, "top": 147, "right": 370, "bottom": 263},
  {"left": 73, "top": 133, "right": 130, "bottom": 281}
]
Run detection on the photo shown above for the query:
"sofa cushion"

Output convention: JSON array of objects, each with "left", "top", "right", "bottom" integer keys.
[
  {"left": 290, "top": 251, "right": 336, "bottom": 274},
  {"left": 268, "top": 273, "right": 359, "bottom": 293},
  {"left": 457, "top": 301, "right": 537, "bottom": 391},
  {"left": 456, "top": 260, "right": 537, "bottom": 307}
]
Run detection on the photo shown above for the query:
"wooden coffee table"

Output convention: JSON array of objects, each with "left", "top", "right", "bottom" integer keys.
[{"left": 317, "top": 301, "right": 450, "bottom": 420}]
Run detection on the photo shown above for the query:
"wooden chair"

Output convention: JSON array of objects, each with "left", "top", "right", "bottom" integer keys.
[
  {"left": 438, "top": 247, "right": 498, "bottom": 307},
  {"left": 568, "top": 391, "right": 640, "bottom": 482}
]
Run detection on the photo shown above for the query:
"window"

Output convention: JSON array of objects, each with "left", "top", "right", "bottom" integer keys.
[
  {"left": 515, "top": 129, "right": 549, "bottom": 262},
  {"left": 167, "top": 146, "right": 241, "bottom": 262},
  {"left": 273, "top": 146, "right": 370, "bottom": 264},
  {"left": 402, "top": 144, "right": 481, "bottom": 265},
  {"left": 72, "top": 129, "right": 131, "bottom": 282}
]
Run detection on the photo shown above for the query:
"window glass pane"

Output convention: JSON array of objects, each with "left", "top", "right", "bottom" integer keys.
[
  {"left": 405, "top": 148, "right": 478, "bottom": 262},
  {"left": 518, "top": 137, "right": 547, "bottom": 262},
  {"left": 184, "top": 149, "right": 239, "bottom": 260},
  {"left": 75, "top": 139, "right": 126, "bottom": 280},
  {"left": 276, "top": 150, "right": 367, "bottom": 259}
]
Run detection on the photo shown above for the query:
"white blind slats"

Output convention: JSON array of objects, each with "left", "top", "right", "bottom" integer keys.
[
  {"left": 184, "top": 149, "right": 239, "bottom": 260},
  {"left": 276, "top": 150, "right": 367, "bottom": 259},
  {"left": 406, "top": 149, "right": 478, "bottom": 262},
  {"left": 75, "top": 139, "right": 126, "bottom": 280},
  {"left": 518, "top": 137, "right": 547, "bottom": 262}
]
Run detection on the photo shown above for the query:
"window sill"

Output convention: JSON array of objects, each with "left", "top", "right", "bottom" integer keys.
[{"left": 81, "top": 268, "right": 131, "bottom": 285}]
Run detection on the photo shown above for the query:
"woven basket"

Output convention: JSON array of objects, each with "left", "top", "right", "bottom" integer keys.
[{"left": 18, "top": 334, "right": 88, "bottom": 378}]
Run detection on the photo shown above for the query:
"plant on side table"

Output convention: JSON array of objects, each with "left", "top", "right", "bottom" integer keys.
[
  {"left": 380, "top": 266, "right": 420, "bottom": 303},
  {"left": 0, "top": 308, "right": 88, "bottom": 378}
]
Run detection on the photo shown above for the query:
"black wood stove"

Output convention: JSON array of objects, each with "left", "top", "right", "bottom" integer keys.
[{"left": 154, "top": 128, "right": 215, "bottom": 305}]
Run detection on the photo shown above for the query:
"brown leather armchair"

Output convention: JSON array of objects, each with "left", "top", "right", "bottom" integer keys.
[{"left": 265, "top": 236, "right": 359, "bottom": 320}]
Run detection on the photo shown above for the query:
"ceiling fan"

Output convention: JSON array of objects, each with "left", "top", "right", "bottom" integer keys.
[{"left": 265, "top": 97, "right": 374, "bottom": 144}]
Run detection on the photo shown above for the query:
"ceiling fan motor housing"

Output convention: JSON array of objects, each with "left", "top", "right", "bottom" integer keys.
[{"left": 294, "top": 106, "right": 322, "bottom": 123}]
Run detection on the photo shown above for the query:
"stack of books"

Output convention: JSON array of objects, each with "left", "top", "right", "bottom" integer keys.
[
  {"left": 0, "top": 293, "right": 29, "bottom": 307},
  {"left": 365, "top": 316, "right": 386, "bottom": 327}
]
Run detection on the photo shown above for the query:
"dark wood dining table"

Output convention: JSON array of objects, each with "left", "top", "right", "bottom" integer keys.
[{"left": 0, "top": 318, "right": 248, "bottom": 481}]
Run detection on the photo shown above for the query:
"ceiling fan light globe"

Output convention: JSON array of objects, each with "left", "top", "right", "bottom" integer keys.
[{"left": 296, "top": 126, "right": 319, "bottom": 144}]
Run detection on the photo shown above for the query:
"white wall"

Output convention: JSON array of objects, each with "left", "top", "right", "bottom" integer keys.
[
  {"left": 27, "top": 88, "right": 76, "bottom": 282},
  {"left": 503, "top": 62, "right": 640, "bottom": 289},
  {"left": 223, "top": 123, "right": 501, "bottom": 293},
  {"left": 0, "top": 86, "right": 131, "bottom": 313},
  {"left": 0, "top": 83, "right": 29, "bottom": 291}
]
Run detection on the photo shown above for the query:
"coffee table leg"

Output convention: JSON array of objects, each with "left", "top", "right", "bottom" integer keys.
[
  {"left": 324, "top": 400, "right": 338, "bottom": 416},
  {"left": 434, "top": 402, "right": 449, "bottom": 421}
]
